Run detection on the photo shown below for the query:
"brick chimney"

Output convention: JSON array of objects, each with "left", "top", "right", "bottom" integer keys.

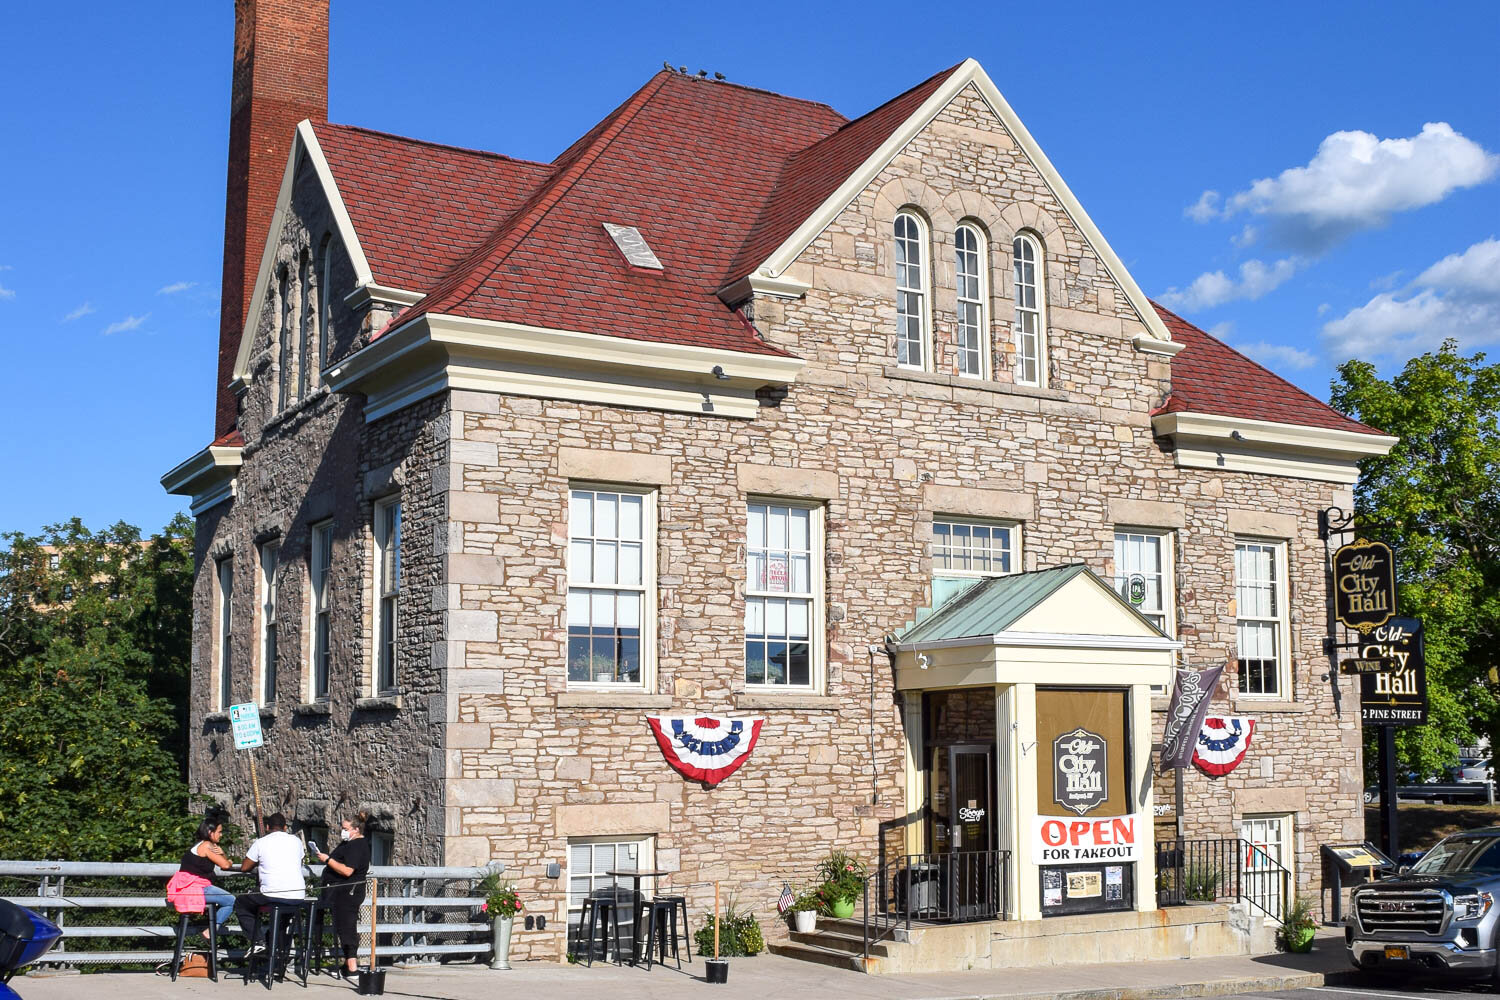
[{"left": 214, "top": 0, "right": 329, "bottom": 438}]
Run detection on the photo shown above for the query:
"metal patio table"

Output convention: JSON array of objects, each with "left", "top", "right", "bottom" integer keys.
[{"left": 604, "top": 869, "right": 671, "bottom": 966}]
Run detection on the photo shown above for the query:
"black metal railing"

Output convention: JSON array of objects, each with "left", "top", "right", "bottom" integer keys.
[
  {"left": 863, "top": 849, "right": 1011, "bottom": 964},
  {"left": 1156, "top": 838, "right": 1291, "bottom": 923}
]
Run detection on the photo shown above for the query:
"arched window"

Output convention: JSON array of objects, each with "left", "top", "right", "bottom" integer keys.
[
  {"left": 297, "top": 250, "right": 312, "bottom": 399},
  {"left": 894, "top": 212, "right": 928, "bottom": 370},
  {"left": 276, "top": 266, "right": 292, "bottom": 412},
  {"left": 318, "top": 235, "right": 334, "bottom": 367},
  {"left": 1012, "top": 234, "right": 1045, "bottom": 386},
  {"left": 954, "top": 225, "right": 987, "bottom": 378}
]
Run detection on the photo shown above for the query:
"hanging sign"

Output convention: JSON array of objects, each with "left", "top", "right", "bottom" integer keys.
[
  {"left": 228, "top": 702, "right": 264, "bottom": 750},
  {"left": 646, "top": 715, "right": 764, "bottom": 785},
  {"left": 1332, "top": 538, "right": 1397, "bottom": 634},
  {"left": 1192, "top": 716, "right": 1256, "bottom": 776},
  {"left": 1358, "top": 617, "right": 1428, "bottom": 726},
  {"left": 1053, "top": 728, "right": 1108, "bottom": 815},
  {"left": 1034, "top": 815, "right": 1141, "bottom": 863},
  {"left": 1159, "top": 663, "right": 1225, "bottom": 771}
]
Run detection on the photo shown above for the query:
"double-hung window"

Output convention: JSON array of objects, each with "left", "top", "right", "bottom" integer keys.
[
  {"left": 894, "top": 212, "right": 928, "bottom": 370},
  {"left": 1013, "top": 234, "right": 1045, "bottom": 386},
  {"left": 931, "top": 517, "right": 1018, "bottom": 607},
  {"left": 259, "top": 541, "right": 279, "bottom": 705},
  {"left": 1113, "top": 530, "right": 1173, "bottom": 635},
  {"left": 309, "top": 521, "right": 333, "bottom": 700},
  {"left": 216, "top": 557, "right": 233, "bottom": 711},
  {"left": 1235, "top": 539, "right": 1289, "bottom": 697},
  {"left": 568, "top": 488, "right": 652, "bottom": 687},
  {"left": 745, "top": 501, "right": 821, "bottom": 689},
  {"left": 954, "top": 225, "right": 987, "bottom": 378},
  {"left": 374, "top": 498, "right": 401, "bottom": 695}
]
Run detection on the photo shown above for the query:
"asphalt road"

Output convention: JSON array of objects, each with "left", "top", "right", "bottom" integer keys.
[{"left": 1214, "top": 983, "right": 1497, "bottom": 999}]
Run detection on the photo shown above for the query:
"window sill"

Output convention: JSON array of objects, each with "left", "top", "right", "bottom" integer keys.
[
  {"left": 355, "top": 695, "right": 401, "bottom": 712},
  {"left": 258, "top": 705, "right": 277, "bottom": 720},
  {"left": 1228, "top": 697, "right": 1311, "bottom": 713},
  {"left": 204, "top": 711, "right": 229, "bottom": 724},
  {"left": 883, "top": 366, "right": 1066, "bottom": 401},
  {"left": 294, "top": 701, "right": 333, "bottom": 717},
  {"left": 736, "top": 692, "right": 839, "bottom": 711},
  {"left": 557, "top": 691, "right": 672, "bottom": 709}
]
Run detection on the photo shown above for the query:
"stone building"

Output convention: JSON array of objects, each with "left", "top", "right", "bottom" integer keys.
[{"left": 164, "top": 0, "right": 1395, "bottom": 964}]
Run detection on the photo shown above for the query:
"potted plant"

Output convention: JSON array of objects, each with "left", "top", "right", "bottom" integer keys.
[
  {"left": 478, "top": 873, "right": 523, "bottom": 970},
  {"left": 814, "top": 850, "right": 868, "bottom": 920},
  {"left": 1277, "top": 895, "right": 1317, "bottom": 953},
  {"left": 789, "top": 889, "right": 819, "bottom": 934}
]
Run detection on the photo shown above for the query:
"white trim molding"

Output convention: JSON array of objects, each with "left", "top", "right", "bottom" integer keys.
[
  {"left": 325, "top": 313, "right": 806, "bottom": 422},
  {"left": 344, "top": 282, "right": 425, "bottom": 310},
  {"left": 1152, "top": 411, "right": 1398, "bottom": 484},
  {"left": 1132, "top": 334, "right": 1186, "bottom": 357},
  {"left": 731, "top": 57, "right": 1178, "bottom": 348},
  {"left": 161, "top": 444, "right": 244, "bottom": 515},
  {"left": 717, "top": 271, "right": 814, "bottom": 306},
  {"left": 894, "top": 631, "right": 1184, "bottom": 654}
]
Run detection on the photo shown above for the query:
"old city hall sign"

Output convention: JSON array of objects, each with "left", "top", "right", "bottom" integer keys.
[
  {"left": 1054, "top": 728, "right": 1108, "bottom": 815},
  {"left": 1333, "top": 538, "right": 1397, "bottom": 634}
]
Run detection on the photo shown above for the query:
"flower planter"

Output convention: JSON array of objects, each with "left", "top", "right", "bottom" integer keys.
[
  {"left": 490, "top": 915, "right": 513, "bottom": 970},
  {"left": 827, "top": 897, "right": 855, "bottom": 920},
  {"left": 1284, "top": 924, "right": 1316, "bottom": 953},
  {"left": 792, "top": 910, "right": 816, "bottom": 934}
]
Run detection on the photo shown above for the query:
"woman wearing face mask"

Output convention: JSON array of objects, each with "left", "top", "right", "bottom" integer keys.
[{"left": 313, "top": 811, "right": 372, "bottom": 979}]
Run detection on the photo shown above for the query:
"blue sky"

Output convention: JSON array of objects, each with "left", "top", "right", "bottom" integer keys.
[{"left": 0, "top": 2, "right": 1495, "bottom": 536}]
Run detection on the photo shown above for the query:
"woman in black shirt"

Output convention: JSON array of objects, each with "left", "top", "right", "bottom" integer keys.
[{"left": 314, "top": 811, "right": 372, "bottom": 979}]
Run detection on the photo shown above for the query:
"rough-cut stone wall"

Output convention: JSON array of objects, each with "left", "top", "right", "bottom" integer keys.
[
  {"left": 437, "top": 83, "right": 1361, "bottom": 960},
  {"left": 187, "top": 155, "right": 449, "bottom": 863}
]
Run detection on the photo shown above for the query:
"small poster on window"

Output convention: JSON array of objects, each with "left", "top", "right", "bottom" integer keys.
[{"left": 1066, "top": 871, "right": 1102, "bottom": 899}]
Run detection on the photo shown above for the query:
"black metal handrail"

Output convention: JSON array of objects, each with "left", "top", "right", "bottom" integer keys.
[
  {"left": 863, "top": 850, "right": 1011, "bottom": 964},
  {"left": 1156, "top": 837, "right": 1291, "bottom": 923}
]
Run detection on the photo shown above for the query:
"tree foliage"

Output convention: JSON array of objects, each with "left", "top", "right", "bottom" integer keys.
[
  {"left": 0, "top": 515, "right": 199, "bottom": 861},
  {"left": 1331, "top": 341, "right": 1500, "bottom": 779}
]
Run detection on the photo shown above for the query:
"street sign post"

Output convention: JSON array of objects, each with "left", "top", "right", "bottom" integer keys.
[{"left": 227, "top": 703, "right": 265, "bottom": 834}]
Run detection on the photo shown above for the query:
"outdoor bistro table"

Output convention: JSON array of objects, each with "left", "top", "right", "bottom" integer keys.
[{"left": 605, "top": 869, "right": 671, "bottom": 966}]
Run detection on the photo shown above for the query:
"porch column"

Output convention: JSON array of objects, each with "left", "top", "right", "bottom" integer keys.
[
  {"left": 996, "top": 681, "right": 1040, "bottom": 920},
  {"left": 1130, "top": 682, "right": 1158, "bottom": 912}
]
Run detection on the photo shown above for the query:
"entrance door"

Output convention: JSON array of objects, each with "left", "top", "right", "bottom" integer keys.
[
  {"left": 928, "top": 744, "right": 996, "bottom": 920},
  {"left": 1239, "top": 813, "right": 1293, "bottom": 918}
]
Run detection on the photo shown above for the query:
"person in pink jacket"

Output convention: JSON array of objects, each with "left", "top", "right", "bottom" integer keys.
[{"left": 166, "top": 818, "right": 238, "bottom": 940}]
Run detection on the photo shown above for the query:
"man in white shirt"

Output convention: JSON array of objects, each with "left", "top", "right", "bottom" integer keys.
[{"left": 233, "top": 812, "right": 308, "bottom": 947}]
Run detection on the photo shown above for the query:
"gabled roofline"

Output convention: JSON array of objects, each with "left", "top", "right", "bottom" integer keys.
[
  {"left": 1152, "top": 410, "right": 1398, "bottom": 484},
  {"left": 160, "top": 444, "right": 244, "bottom": 516},
  {"left": 741, "top": 58, "right": 1175, "bottom": 346},
  {"left": 230, "top": 120, "right": 379, "bottom": 386}
]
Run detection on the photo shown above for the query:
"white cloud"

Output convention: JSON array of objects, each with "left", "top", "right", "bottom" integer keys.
[
  {"left": 0, "top": 284, "right": 13, "bottom": 301},
  {"left": 157, "top": 281, "right": 197, "bottom": 295},
  {"left": 1219, "top": 123, "right": 1498, "bottom": 251},
  {"left": 1231, "top": 340, "right": 1319, "bottom": 370},
  {"left": 1322, "top": 238, "right": 1500, "bottom": 360},
  {"left": 102, "top": 313, "right": 150, "bottom": 336},
  {"left": 1207, "top": 321, "right": 1235, "bottom": 339},
  {"left": 1317, "top": 302, "right": 1331, "bottom": 316},
  {"left": 1185, "top": 190, "right": 1221, "bottom": 222},
  {"left": 63, "top": 302, "right": 95, "bottom": 322},
  {"left": 1158, "top": 257, "right": 1301, "bottom": 311}
]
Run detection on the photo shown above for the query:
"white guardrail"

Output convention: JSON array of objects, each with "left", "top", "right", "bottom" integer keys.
[{"left": 0, "top": 860, "right": 501, "bottom": 967}]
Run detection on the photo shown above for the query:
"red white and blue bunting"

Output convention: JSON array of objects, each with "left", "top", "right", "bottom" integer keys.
[
  {"left": 1192, "top": 716, "right": 1256, "bottom": 776},
  {"left": 646, "top": 715, "right": 765, "bottom": 786}
]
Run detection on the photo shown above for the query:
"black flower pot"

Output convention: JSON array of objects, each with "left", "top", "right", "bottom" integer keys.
[
  {"left": 705, "top": 958, "right": 729, "bottom": 983},
  {"left": 357, "top": 969, "right": 386, "bottom": 995}
]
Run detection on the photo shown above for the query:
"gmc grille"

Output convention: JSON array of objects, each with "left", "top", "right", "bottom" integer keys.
[{"left": 1356, "top": 889, "right": 1447, "bottom": 935}]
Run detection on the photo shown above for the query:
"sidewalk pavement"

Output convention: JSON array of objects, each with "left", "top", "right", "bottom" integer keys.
[{"left": 18, "top": 930, "right": 1357, "bottom": 1000}]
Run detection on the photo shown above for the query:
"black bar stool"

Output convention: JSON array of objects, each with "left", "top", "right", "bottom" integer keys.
[
  {"left": 657, "top": 893, "right": 691, "bottom": 961},
  {"left": 302, "top": 898, "right": 330, "bottom": 978},
  {"left": 642, "top": 897, "right": 686, "bottom": 969},
  {"left": 579, "top": 888, "right": 630, "bottom": 966},
  {"left": 243, "top": 899, "right": 311, "bottom": 990},
  {"left": 169, "top": 900, "right": 222, "bottom": 982}
]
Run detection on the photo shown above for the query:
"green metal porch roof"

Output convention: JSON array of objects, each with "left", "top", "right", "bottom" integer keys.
[{"left": 897, "top": 563, "right": 1165, "bottom": 644}]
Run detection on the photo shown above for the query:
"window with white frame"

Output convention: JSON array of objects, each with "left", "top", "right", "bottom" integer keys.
[
  {"left": 931, "top": 517, "right": 1017, "bottom": 607},
  {"left": 309, "top": 521, "right": 333, "bottom": 700},
  {"left": 1113, "top": 530, "right": 1173, "bottom": 635},
  {"left": 745, "top": 501, "right": 821, "bottom": 688},
  {"left": 1235, "top": 539, "right": 1288, "bottom": 697},
  {"left": 954, "top": 224, "right": 988, "bottom": 378},
  {"left": 894, "top": 212, "right": 929, "bottom": 370},
  {"left": 216, "top": 557, "right": 233, "bottom": 712},
  {"left": 259, "top": 540, "right": 279, "bottom": 706},
  {"left": 1012, "top": 234, "right": 1045, "bottom": 386},
  {"left": 568, "top": 488, "right": 652, "bottom": 686},
  {"left": 373, "top": 498, "right": 401, "bottom": 695}
]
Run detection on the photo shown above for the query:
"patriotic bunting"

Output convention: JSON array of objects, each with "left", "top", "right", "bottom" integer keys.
[
  {"left": 646, "top": 715, "right": 764, "bottom": 785},
  {"left": 1192, "top": 716, "right": 1256, "bottom": 776}
]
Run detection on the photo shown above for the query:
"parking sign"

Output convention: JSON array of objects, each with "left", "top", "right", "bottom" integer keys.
[{"left": 228, "top": 703, "right": 264, "bottom": 750}]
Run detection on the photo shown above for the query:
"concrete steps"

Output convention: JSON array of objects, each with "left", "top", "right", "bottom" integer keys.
[{"left": 766, "top": 940, "right": 865, "bottom": 971}]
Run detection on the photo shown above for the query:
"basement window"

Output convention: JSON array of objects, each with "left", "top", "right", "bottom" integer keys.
[{"left": 603, "top": 223, "right": 664, "bottom": 270}]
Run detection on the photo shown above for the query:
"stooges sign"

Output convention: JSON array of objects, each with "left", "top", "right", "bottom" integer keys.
[
  {"left": 1054, "top": 727, "right": 1108, "bottom": 815},
  {"left": 1333, "top": 538, "right": 1397, "bottom": 633},
  {"left": 1034, "top": 815, "right": 1141, "bottom": 863}
]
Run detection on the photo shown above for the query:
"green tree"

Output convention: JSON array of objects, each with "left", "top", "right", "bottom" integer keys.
[
  {"left": 1331, "top": 341, "right": 1500, "bottom": 780},
  {"left": 0, "top": 516, "right": 198, "bottom": 861}
]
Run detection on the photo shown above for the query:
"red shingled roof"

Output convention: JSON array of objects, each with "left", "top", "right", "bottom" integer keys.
[{"left": 1151, "top": 302, "right": 1385, "bottom": 435}]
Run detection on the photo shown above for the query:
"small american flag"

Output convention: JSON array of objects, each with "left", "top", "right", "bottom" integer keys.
[{"left": 776, "top": 883, "right": 794, "bottom": 914}]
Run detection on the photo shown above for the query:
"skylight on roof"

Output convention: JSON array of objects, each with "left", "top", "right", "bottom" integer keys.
[{"left": 603, "top": 223, "right": 664, "bottom": 270}]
